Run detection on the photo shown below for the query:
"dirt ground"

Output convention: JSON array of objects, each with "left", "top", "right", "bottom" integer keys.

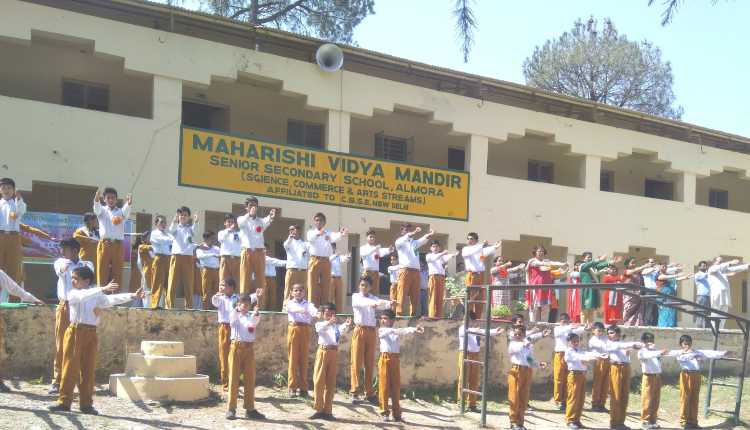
[{"left": 0, "top": 377, "right": 747, "bottom": 429}]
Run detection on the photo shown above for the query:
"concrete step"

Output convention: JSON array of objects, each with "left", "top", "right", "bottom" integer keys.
[
  {"left": 140, "top": 341, "right": 184, "bottom": 357},
  {"left": 125, "top": 353, "right": 197, "bottom": 378},
  {"left": 109, "top": 374, "right": 209, "bottom": 402}
]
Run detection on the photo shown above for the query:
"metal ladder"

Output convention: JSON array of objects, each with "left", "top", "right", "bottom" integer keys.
[{"left": 459, "top": 284, "right": 493, "bottom": 427}]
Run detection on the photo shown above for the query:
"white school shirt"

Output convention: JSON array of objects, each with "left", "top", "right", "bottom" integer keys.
[
  {"left": 588, "top": 335, "right": 609, "bottom": 355},
  {"left": 68, "top": 287, "right": 135, "bottom": 326},
  {"left": 265, "top": 256, "right": 287, "bottom": 277},
  {"left": 285, "top": 299, "right": 318, "bottom": 324},
  {"left": 694, "top": 271, "right": 710, "bottom": 297},
  {"left": 378, "top": 327, "right": 417, "bottom": 353},
  {"left": 237, "top": 214, "right": 271, "bottom": 249},
  {"left": 395, "top": 234, "right": 428, "bottom": 270},
  {"left": 638, "top": 347, "right": 664, "bottom": 374},
  {"left": 351, "top": 292, "right": 391, "bottom": 327},
  {"left": 330, "top": 254, "right": 351, "bottom": 277},
  {"left": 54, "top": 258, "right": 94, "bottom": 301},
  {"left": 461, "top": 244, "right": 496, "bottom": 273},
  {"left": 360, "top": 244, "right": 390, "bottom": 272},
  {"left": 217, "top": 228, "right": 242, "bottom": 257},
  {"left": 93, "top": 201, "right": 130, "bottom": 240},
  {"left": 564, "top": 347, "right": 601, "bottom": 371},
  {"left": 606, "top": 341, "right": 643, "bottom": 364},
  {"left": 0, "top": 269, "right": 39, "bottom": 302},
  {"left": 553, "top": 325, "right": 585, "bottom": 352},
  {"left": 168, "top": 223, "right": 195, "bottom": 256},
  {"left": 388, "top": 265, "right": 400, "bottom": 283},
  {"left": 316, "top": 321, "right": 351, "bottom": 346},
  {"left": 196, "top": 246, "right": 220, "bottom": 269},
  {"left": 0, "top": 197, "right": 26, "bottom": 232},
  {"left": 306, "top": 228, "right": 342, "bottom": 258},
  {"left": 666, "top": 349, "right": 727, "bottom": 371},
  {"left": 149, "top": 228, "right": 173, "bottom": 255},
  {"left": 229, "top": 309, "right": 260, "bottom": 342},
  {"left": 508, "top": 339, "right": 539, "bottom": 367},
  {"left": 458, "top": 326, "right": 502, "bottom": 353},
  {"left": 284, "top": 237, "right": 309, "bottom": 270},
  {"left": 212, "top": 293, "right": 254, "bottom": 323},
  {"left": 426, "top": 252, "right": 452, "bottom": 276}
]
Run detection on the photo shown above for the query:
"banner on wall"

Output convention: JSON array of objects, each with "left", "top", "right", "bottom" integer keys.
[
  {"left": 20, "top": 211, "right": 134, "bottom": 263},
  {"left": 179, "top": 127, "right": 470, "bottom": 221}
]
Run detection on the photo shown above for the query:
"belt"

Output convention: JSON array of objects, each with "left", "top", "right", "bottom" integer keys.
[
  {"left": 222, "top": 255, "right": 240, "bottom": 259},
  {"left": 0, "top": 230, "right": 19, "bottom": 235},
  {"left": 570, "top": 370, "right": 586, "bottom": 374},
  {"left": 468, "top": 271, "right": 483, "bottom": 275},
  {"left": 554, "top": 351, "right": 565, "bottom": 355},
  {"left": 287, "top": 268, "right": 306, "bottom": 271},
  {"left": 510, "top": 364, "right": 529, "bottom": 369},
  {"left": 381, "top": 352, "right": 399, "bottom": 357},
  {"left": 681, "top": 370, "right": 700, "bottom": 373},
  {"left": 311, "top": 256, "right": 329, "bottom": 260},
  {"left": 611, "top": 362, "right": 629, "bottom": 366},
  {"left": 246, "top": 248, "right": 264, "bottom": 251},
  {"left": 289, "top": 322, "right": 310, "bottom": 327},
  {"left": 401, "top": 268, "right": 419, "bottom": 272},
  {"left": 332, "top": 275, "right": 341, "bottom": 279},
  {"left": 319, "top": 345, "right": 338, "bottom": 351},
  {"left": 71, "top": 323, "right": 97, "bottom": 329},
  {"left": 356, "top": 325, "right": 376, "bottom": 330},
  {"left": 643, "top": 373, "right": 661, "bottom": 376},
  {"left": 101, "top": 238, "right": 122, "bottom": 243},
  {"left": 220, "top": 322, "right": 230, "bottom": 326},
  {"left": 232, "top": 340, "right": 254, "bottom": 346},
  {"left": 430, "top": 274, "right": 445, "bottom": 278}
]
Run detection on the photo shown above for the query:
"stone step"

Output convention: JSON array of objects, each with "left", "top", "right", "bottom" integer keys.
[
  {"left": 125, "top": 353, "right": 197, "bottom": 378},
  {"left": 109, "top": 374, "right": 209, "bottom": 402},
  {"left": 140, "top": 341, "right": 184, "bottom": 357}
]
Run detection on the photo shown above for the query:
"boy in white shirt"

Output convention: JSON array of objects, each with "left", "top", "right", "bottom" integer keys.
[
  {"left": 588, "top": 321, "right": 610, "bottom": 412},
  {"left": 311, "top": 303, "right": 352, "bottom": 421},
  {"left": 507, "top": 325, "right": 548, "bottom": 430},
  {"left": 605, "top": 325, "right": 643, "bottom": 430},
  {"left": 148, "top": 215, "right": 172, "bottom": 309},
  {"left": 92, "top": 187, "right": 131, "bottom": 286},
  {"left": 284, "top": 283, "right": 319, "bottom": 398},
  {"left": 359, "top": 229, "right": 392, "bottom": 286},
  {"left": 49, "top": 266, "right": 141, "bottom": 414},
  {"left": 329, "top": 243, "right": 351, "bottom": 309},
  {"left": 306, "top": 212, "right": 347, "bottom": 306},
  {"left": 394, "top": 224, "right": 434, "bottom": 317},
  {"left": 349, "top": 275, "right": 395, "bottom": 404},
  {"left": 196, "top": 231, "right": 220, "bottom": 310},
  {"left": 224, "top": 294, "right": 266, "bottom": 421},
  {"left": 0, "top": 269, "right": 43, "bottom": 392},
  {"left": 0, "top": 178, "right": 26, "bottom": 288},
  {"left": 426, "top": 240, "right": 457, "bottom": 318},
  {"left": 166, "top": 207, "right": 198, "bottom": 309},
  {"left": 638, "top": 332, "right": 668, "bottom": 430},
  {"left": 564, "top": 332, "right": 605, "bottom": 429},
  {"left": 50, "top": 239, "right": 94, "bottom": 394},
  {"left": 666, "top": 334, "right": 733, "bottom": 429},
  {"left": 461, "top": 232, "right": 500, "bottom": 316},
  {"left": 217, "top": 214, "right": 241, "bottom": 285},
  {"left": 236, "top": 197, "right": 276, "bottom": 295},
  {"left": 283, "top": 225, "right": 309, "bottom": 300},
  {"left": 262, "top": 246, "right": 287, "bottom": 311},
  {"left": 457, "top": 311, "right": 503, "bottom": 412},
  {"left": 377, "top": 309, "right": 424, "bottom": 422},
  {"left": 387, "top": 254, "right": 400, "bottom": 302},
  {"left": 552, "top": 313, "right": 589, "bottom": 411}
]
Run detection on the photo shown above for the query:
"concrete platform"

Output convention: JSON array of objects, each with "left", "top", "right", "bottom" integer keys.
[
  {"left": 140, "top": 341, "right": 184, "bottom": 357},
  {"left": 109, "top": 374, "right": 209, "bottom": 402},
  {"left": 124, "top": 353, "right": 197, "bottom": 378}
]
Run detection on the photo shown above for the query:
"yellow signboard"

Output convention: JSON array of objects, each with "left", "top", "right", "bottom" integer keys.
[{"left": 179, "top": 127, "right": 470, "bottom": 220}]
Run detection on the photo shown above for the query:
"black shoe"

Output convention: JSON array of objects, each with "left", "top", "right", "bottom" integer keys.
[
  {"left": 48, "top": 384, "right": 59, "bottom": 394},
  {"left": 381, "top": 414, "right": 392, "bottom": 422},
  {"left": 393, "top": 416, "right": 404, "bottom": 423},
  {"left": 80, "top": 406, "right": 99, "bottom": 415},
  {"left": 366, "top": 395, "right": 378, "bottom": 405},
  {"left": 48, "top": 404, "right": 70, "bottom": 412},
  {"left": 575, "top": 422, "right": 585, "bottom": 429},
  {"left": 225, "top": 410, "right": 236, "bottom": 420},
  {"left": 288, "top": 389, "right": 297, "bottom": 398},
  {"left": 568, "top": 423, "right": 580, "bottom": 430},
  {"left": 309, "top": 411, "right": 326, "bottom": 420},
  {"left": 351, "top": 395, "right": 363, "bottom": 404},
  {"left": 298, "top": 390, "right": 309, "bottom": 399},
  {"left": 322, "top": 413, "right": 336, "bottom": 421},
  {"left": 467, "top": 405, "right": 480, "bottom": 413},
  {"left": 0, "top": 381, "right": 11, "bottom": 393},
  {"left": 245, "top": 409, "right": 266, "bottom": 420}
]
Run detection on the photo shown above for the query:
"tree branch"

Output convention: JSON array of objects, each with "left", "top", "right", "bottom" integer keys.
[{"left": 256, "top": 0, "right": 307, "bottom": 24}]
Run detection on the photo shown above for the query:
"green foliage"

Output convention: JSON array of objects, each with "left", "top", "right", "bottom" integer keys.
[
  {"left": 445, "top": 274, "right": 466, "bottom": 299},
  {"left": 273, "top": 372, "right": 287, "bottom": 388},
  {"left": 522, "top": 17, "right": 683, "bottom": 120},
  {"left": 491, "top": 305, "right": 511, "bottom": 317}
]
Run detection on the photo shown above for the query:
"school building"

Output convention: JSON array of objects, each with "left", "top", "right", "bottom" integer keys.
[{"left": 3, "top": 0, "right": 750, "bottom": 326}]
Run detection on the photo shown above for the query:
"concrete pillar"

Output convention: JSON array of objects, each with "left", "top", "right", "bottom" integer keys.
[
  {"left": 581, "top": 155, "right": 601, "bottom": 191},
  {"left": 326, "top": 109, "right": 350, "bottom": 153},
  {"left": 468, "top": 135, "right": 489, "bottom": 178},
  {"left": 676, "top": 172, "right": 697, "bottom": 205},
  {"left": 152, "top": 75, "right": 182, "bottom": 122}
]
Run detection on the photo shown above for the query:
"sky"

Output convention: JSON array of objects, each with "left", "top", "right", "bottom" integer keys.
[{"left": 173, "top": 0, "right": 750, "bottom": 138}]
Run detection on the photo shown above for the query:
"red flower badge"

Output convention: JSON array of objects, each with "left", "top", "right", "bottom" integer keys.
[
  {"left": 247, "top": 324, "right": 255, "bottom": 333},
  {"left": 374, "top": 254, "right": 380, "bottom": 260},
  {"left": 255, "top": 226, "right": 262, "bottom": 233}
]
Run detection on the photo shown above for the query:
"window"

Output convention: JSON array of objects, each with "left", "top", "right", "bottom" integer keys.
[
  {"left": 448, "top": 147, "right": 466, "bottom": 171},
  {"left": 375, "top": 133, "right": 409, "bottom": 162},
  {"left": 287, "top": 120, "right": 324, "bottom": 149},
  {"left": 182, "top": 101, "right": 228, "bottom": 131},
  {"left": 644, "top": 179, "right": 674, "bottom": 200},
  {"left": 709, "top": 189, "right": 729, "bottom": 209},
  {"left": 600, "top": 170, "right": 614, "bottom": 192},
  {"left": 62, "top": 80, "right": 109, "bottom": 112},
  {"left": 29, "top": 181, "right": 98, "bottom": 215},
  {"left": 528, "top": 160, "right": 554, "bottom": 183}
]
